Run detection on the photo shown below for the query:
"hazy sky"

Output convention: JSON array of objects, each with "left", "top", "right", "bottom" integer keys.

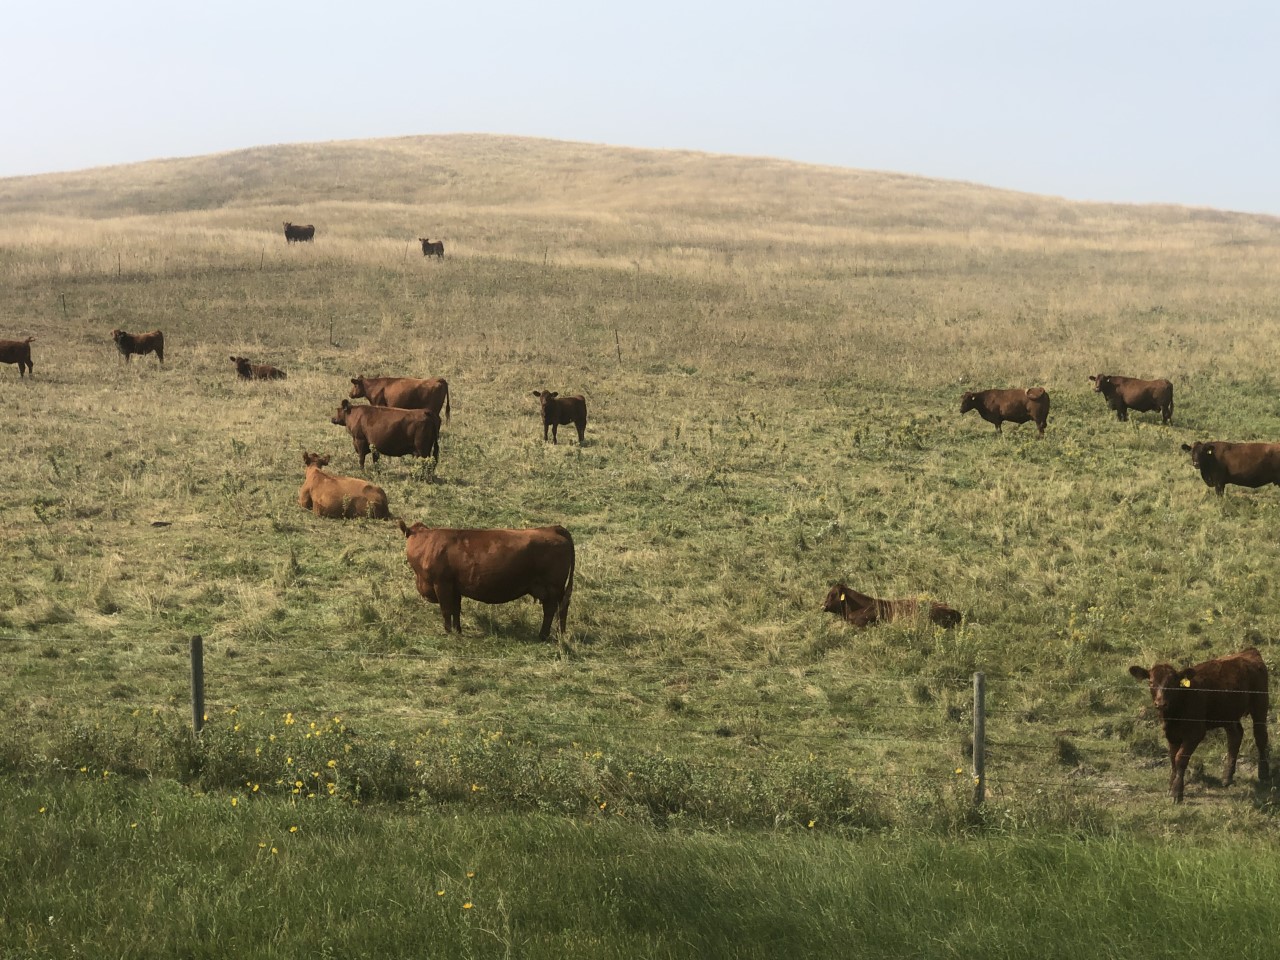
[{"left": 4, "top": 0, "right": 1277, "bottom": 213}]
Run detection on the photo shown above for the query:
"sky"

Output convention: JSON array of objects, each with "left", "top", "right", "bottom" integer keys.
[{"left": 4, "top": 0, "right": 1278, "bottom": 214}]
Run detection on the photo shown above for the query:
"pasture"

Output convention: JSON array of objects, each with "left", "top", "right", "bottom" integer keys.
[{"left": 4, "top": 134, "right": 1280, "bottom": 953}]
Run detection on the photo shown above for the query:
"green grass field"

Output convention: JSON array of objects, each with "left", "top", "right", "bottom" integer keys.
[{"left": 3, "top": 134, "right": 1280, "bottom": 955}]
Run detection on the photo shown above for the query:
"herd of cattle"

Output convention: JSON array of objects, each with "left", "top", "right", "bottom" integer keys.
[
  {"left": 282, "top": 221, "right": 446, "bottom": 260},
  {"left": 2, "top": 312, "right": 1277, "bottom": 800}
]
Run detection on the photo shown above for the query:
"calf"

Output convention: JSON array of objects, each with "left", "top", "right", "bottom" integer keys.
[
  {"left": 331, "top": 399, "right": 440, "bottom": 469},
  {"left": 419, "top": 238, "right": 445, "bottom": 258},
  {"left": 959, "top": 387, "right": 1049, "bottom": 436},
  {"left": 398, "top": 519, "right": 575, "bottom": 640},
  {"left": 231, "top": 356, "right": 287, "bottom": 381},
  {"left": 1129, "top": 647, "right": 1270, "bottom": 802},
  {"left": 1182, "top": 441, "right": 1280, "bottom": 497},
  {"left": 822, "top": 584, "right": 961, "bottom": 629},
  {"left": 0, "top": 336, "right": 34, "bottom": 377},
  {"left": 111, "top": 329, "right": 164, "bottom": 364},
  {"left": 1089, "top": 373, "right": 1173, "bottom": 423},
  {"left": 297, "top": 452, "right": 390, "bottom": 519},
  {"left": 284, "top": 222, "right": 315, "bottom": 242},
  {"left": 532, "top": 390, "right": 587, "bottom": 444},
  {"left": 350, "top": 375, "right": 450, "bottom": 420}
]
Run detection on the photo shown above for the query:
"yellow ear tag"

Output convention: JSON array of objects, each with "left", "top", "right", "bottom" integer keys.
[
  {"left": 1180, "top": 679, "right": 1191, "bottom": 687},
  {"left": 839, "top": 593, "right": 846, "bottom": 602}
]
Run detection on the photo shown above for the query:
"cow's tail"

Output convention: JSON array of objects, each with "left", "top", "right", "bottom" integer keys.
[
  {"left": 557, "top": 528, "right": 575, "bottom": 626},
  {"left": 444, "top": 383, "right": 451, "bottom": 422}
]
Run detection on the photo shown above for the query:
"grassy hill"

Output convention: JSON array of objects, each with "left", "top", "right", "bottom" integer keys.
[
  {"left": 5, "top": 132, "right": 1280, "bottom": 808},
  {"left": 7, "top": 131, "right": 1280, "bottom": 956}
]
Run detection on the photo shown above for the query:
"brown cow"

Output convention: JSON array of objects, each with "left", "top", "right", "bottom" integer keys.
[
  {"left": 959, "top": 387, "right": 1049, "bottom": 436},
  {"left": 284, "top": 222, "right": 315, "bottom": 242},
  {"left": 111, "top": 329, "right": 164, "bottom": 363},
  {"left": 1129, "top": 647, "right": 1270, "bottom": 802},
  {"left": 1182, "top": 441, "right": 1280, "bottom": 496},
  {"left": 331, "top": 399, "right": 440, "bottom": 468},
  {"left": 1089, "top": 374, "right": 1173, "bottom": 423},
  {"left": 231, "top": 356, "right": 287, "bottom": 381},
  {"left": 418, "top": 238, "right": 445, "bottom": 258},
  {"left": 349, "top": 375, "right": 450, "bottom": 420},
  {"left": 822, "top": 584, "right": 961, "bottom": 629},
  {"left": 0, "top": 336, "right": 34, "bottom": 377},
  {"left": 398, "top": 519, "right": 575, "bottom": 640},
  {"left": 532, "top": 390, "right": 587, "bottom": 444},
  {"left": 297, "top": 452, "right": 390, "bottom": 519}
]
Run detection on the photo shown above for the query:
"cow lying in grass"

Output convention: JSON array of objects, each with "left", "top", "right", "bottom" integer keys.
[
  {"left": 1129, "top": 647, "right": 1270, "bottom": 802},
  {"left": 297, "top": 452, "right": 390, "bottom": 519},
  {"left": 822, "top": 584, "right": 962, "bottom": 629},
  {"left": 231, "top": 356, "right": 287, "bottom": 380}
]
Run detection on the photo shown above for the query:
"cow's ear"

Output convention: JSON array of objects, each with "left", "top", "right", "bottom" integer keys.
[
  {"left": 1128, "top": 665, "right": 1150, "bottom": 681},
  {"left": 1180, "top": 443, "right": 1192, "bottom": 451},
  {"left": 1179, "top": 668, "right": 1196, "bottom": 687},
  {"left": 351, "top": 378, "right": 360, "bottom": 386},
  {"left": 531, "top": 390, "right": 542, "bottom": 398},
  {"left": 342, "top": 399, "right": 351, "bottom": 410},
  {"left": 1088, "top": 375, "right": 1096, "bottom": 382},
  {"left": 548, "top": 391, "right": 559, "bottom": 399}
]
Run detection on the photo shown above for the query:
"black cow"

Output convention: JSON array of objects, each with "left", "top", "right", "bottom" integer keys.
[
  {"left": 419, "top": 238, "right": 445, "bottom": 258},
  {"left": 284, "top": 222, "right": 315, "bottom": 243}
]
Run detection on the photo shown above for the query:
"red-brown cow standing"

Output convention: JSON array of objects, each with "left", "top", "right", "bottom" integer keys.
[
  {"left": 532, "top": 390, "right": 587, "bottom": 444},
  {"left": 822, "top": 584, "right": 961, "bottom": 629},
  {"left": 349, "top": 375, "right": 450, "bottom": 420},
  {"left": 1182, "top": 441, "right": 1280, "bottom": 497},
  {"left": 418, "top": 238, "right": 445, "bottom": 258},
  {"left": 330, "top": 399, "right": 440, "bottom": 468},
  {"left": 297, "top": 452, "right": 390, "bottom": 519},
  {"left": 283, "top": 222, "right": 315, "bottom": 242},
  {"left": 1089, "top": 373, "right": 1173, "bottom": 423},
  {"left": 0, "top": 336, "right": 34, "bottom": 377},
  {"left": 231, "top": 356, "right": 287, "bottom": 380},
  {"left": 111, "top": 329, "right": 164, "bottom": 363},
  {"left": 398, "top": 519, "right": 575, "bottom": 640},
  {"left": 959, "top": 387, "right": 1049, "bottom": 436},
  {"left": 1129, "top": 647, "right": 1270, "bottom": 802}
]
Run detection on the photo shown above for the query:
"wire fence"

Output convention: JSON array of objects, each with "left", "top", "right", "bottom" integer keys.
[{"left": 2, "top": 630, "right": 1272, "bottom": 807}]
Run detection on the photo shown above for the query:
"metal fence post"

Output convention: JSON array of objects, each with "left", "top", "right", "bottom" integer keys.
[
  {"left": 973, "top": 671, "right": 986, "bottom": 806},
  {"left": 190, "top": 635, "right": 205, "bottom": 737}
]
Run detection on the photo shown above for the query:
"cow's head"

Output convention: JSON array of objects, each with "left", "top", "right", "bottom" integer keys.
[
  {"left": 1181, "top": 441, "right": 1207, "bottom": 468},
  {"left": 284, "top": 222, "right": 292, "bottom": 229},
  {"left": 349, "top": 377, "right": 369, "bottom": 400},
  {"left": 532, "top": 390, "right": 559, "bottom": 411},
  {"left": 1088, "top": 374, "right": 1110, "bottom": 393},
  {"left": 397, "top": 519, "right": 429, "bottom": 538},
  {"left": 110, "top": 329, "right": 125, "bottom": 344},
  {"left": 331, "top": 399, "right": 354, "bottom": 426},
  {"left": 959, "top": 392, "right": 978, "bottom": 414},
  {"left": 302, "top": 451, "right": 330, "bottom": 468},
  {"left": 822, "top": 584, "right": 852, "bottom": 615},
  {"left": 231, "top": 355, "right": 251, "bottom": 373},
  {"left": 1129, "top": 662, "right": 1194, "bottom": 713}
]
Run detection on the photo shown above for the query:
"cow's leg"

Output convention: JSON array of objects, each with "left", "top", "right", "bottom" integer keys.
[
  {"left": 576, "top": 418, "right": 585, "bottom": 443},
  {"left": 1252, "top": 706, "right": 1272, "bottom": 781},
  {"left": 1224, "top": 721, "right": 1245, "bottom": 785},
  {"left": 354, "top": 440, "right": 368, "bottom": 469},
  {"left": 1171, "top": 731, "right": 1205, "bottom": 802},
  {"left": 542, "top": 421, "right": 550, "bottom": 442},
  {"left": 551, "top": 422, "right": 559, "bottom": 444},
  {"left": 538, "top": 598, "right": 557, "bottom": 641},
  {"left": 435, "top": 582, "right": 459, "bottom": 633}
]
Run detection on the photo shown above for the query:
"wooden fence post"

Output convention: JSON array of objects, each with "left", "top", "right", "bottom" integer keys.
[
  {"left": 190, "top": 635, "right": 205, "bottom": 737},
  {"left": 973, "top": 671, "right": 986, "bottom": 806}
]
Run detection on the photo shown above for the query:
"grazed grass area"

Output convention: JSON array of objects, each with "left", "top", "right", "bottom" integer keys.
[{"left": 2, "top": 135, "right": 1280, "bottom": 835}]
